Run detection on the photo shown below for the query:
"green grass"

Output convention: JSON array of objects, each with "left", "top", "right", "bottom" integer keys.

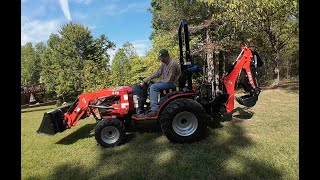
[{"left": 21, "top": 83, "right": 299, "bottom": 180}]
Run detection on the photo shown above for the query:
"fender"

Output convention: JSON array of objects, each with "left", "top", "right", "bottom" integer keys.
[{"left": 131, "top": 92, "right": 195, "bottom": 121}]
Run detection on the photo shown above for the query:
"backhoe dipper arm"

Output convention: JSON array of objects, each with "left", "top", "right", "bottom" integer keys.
[{"left": 222, "top": 46, "right": 261, "bottom": 113}]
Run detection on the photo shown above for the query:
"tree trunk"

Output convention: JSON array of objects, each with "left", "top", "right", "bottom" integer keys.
[
  {"left": 213, "top": 51, "right": 220, "bottom": 91},
  {"left": 206, "top": 29, "right": 214, "bottom": 83},
  {"left": 272, "top": 50, "right": 280, "bottom": 86},
  {"left": 286, "top": 59, "right": 290, "bottom": 79},
  {"left": 207, "top": 52, "right": 214, "bottom": 83},
  {"left": 218, "top": 51, "right": 225, "bottom": 90},
  {"left": 274, "top": 67, "right": 280, "bottom": 86}
]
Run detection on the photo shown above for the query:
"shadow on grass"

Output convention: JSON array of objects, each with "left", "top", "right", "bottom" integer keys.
[
  {"left": 261, "top": 82, "right": 299, "bottom": 94},
  {"left": 48, "top": 117, "right": 282, "bottom": 179},
  {"left": 221, "top": 107, "right": 254, "bottom": 122},
  {"left": 21, "top": 106, "right": 56, "bottom": 113},
  {"left": 51, "top": 164, "right": 91, "bottom": 180},
  {"left": 55, "top": 123, "right": 96, "bottom": 145},
  {"left": 282, "top": 83, "right": 299, "bottom": 94},
  {"left": 100, "top": 124, "right": 281, "bottom": 179}
]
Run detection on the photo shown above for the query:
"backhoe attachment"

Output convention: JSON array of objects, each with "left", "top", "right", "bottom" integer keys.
[{"left": 222, "top": 46, "right": 263, "bottom": 112}]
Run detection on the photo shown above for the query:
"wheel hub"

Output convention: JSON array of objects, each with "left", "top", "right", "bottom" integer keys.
[
  {"left": 101, "top": 126, "right": 120, "bottom": 144},
  {"left": 172, "top": 111, "right": 198, "bottom": 136}
]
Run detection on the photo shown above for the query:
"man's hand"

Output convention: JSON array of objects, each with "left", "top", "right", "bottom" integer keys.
[{"left": 143, "top": 77, "right": 151, "bottom": 83}]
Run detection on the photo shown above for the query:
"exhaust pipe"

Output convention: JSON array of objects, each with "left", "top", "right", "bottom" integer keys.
[{"left": 37, "top": 108, "right": 68, "bottom": 135}]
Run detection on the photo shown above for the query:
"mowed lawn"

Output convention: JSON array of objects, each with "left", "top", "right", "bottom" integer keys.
[{"left": 21, "top": 83, "right": 299, "bottom": 180}]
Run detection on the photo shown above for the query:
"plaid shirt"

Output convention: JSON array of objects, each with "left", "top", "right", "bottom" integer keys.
[{"left": 149, "top": 59, "right": 181, "bottom": 86}]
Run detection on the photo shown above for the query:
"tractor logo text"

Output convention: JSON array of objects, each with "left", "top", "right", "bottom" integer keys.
[
  {"left": 82, "top": 98, "right": 87, "bottom": 104},
  {"left": 112, "top": 91, "right": 119, "bottom": 95}
]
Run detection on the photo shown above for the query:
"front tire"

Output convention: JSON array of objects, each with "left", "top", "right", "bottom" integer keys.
[
  {"left": 95, "top": 118, "right": 125, "bottom": 148},
  {"left": 160, "top": 98, "right": 207, "bottom": 143}
]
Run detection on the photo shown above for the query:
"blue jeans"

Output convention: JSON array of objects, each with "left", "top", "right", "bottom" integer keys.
[{"left": 149, "top": 82, "right": 176, "bottom": 111}]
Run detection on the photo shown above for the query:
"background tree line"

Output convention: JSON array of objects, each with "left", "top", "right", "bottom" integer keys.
[{"left": 21, "top": 0, "right": 298, "bottom": 101}]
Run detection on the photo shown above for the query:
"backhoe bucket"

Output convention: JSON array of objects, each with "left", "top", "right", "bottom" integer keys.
[
  {"left": 37, "top": 109, "right": 67, "bottom": 135},
  {"left": 236, "top": 95, "right": 258, "bottom": 108}
]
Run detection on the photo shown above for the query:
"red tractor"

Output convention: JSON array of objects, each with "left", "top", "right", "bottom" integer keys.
[{"left": 37, "top": 19, "right": 263, "bottom": 148}]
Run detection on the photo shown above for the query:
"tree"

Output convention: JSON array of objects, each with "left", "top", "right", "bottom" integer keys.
[
  {"left": 149, "top": 0, "right": 213, "bottom": 40},
  {"left": 187, "top": 0, "right": 298, "bottom": 85},
  {"left": 111, "top": 42, "right": 137, "bottom": 86},
  {"left": 35, "top": 42, "right": 46, "bottom": 83},
  {"left": 82, "top": 34, "right": 115, "bottom": 92},
  {"left": 21, "top": 42, "right": 41, "bottom": 85},
  {"left": 40, "top": 22, "right": 115, "bottom": 100},
  {"left": 219, "top": 0, "right": 299, "bottom": 85}
]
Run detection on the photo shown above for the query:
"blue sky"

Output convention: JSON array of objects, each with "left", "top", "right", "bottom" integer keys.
[{"left": 21, "top": 0, "right": 153, "bottom": 58}]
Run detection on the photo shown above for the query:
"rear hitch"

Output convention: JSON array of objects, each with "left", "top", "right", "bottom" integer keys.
[{"left": 37, "top": 109, "right": 68, "bottom": 135}]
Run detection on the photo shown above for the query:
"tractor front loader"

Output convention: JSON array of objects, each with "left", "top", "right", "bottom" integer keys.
[{"left": 37, "top": 19, "right": 263, "bottom": 148}]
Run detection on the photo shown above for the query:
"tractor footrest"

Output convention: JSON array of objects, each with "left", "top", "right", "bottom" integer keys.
[{"left": 131, "top": 114, "right": 158, "bottom": 121}]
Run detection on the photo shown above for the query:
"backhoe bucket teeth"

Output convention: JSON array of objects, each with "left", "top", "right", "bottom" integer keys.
[
  {"left": 37, "top": 109, "right": 67, "bottom": 135},
  {"left": 236, "top": 95, "right": 258, "bottom": 108}
]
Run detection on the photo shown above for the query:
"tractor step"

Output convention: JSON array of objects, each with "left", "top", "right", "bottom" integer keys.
[
  {"left": 37, "top": 109, "right": 67, "bottom": 135},
  {"left": 131, "top": 114, "right": 158, "bottom": 120}
]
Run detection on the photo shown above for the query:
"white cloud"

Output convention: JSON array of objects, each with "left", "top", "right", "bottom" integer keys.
[
  {"left": 88, "top": 25, "right": 96, "bottom": 30},
  {"left": 107, "top": 39, "right": 151, "bottom": 64},
  {"left": 72, "top": 0, "right": 92, "bottom": 4},
  {"left": 21, "top": 16, "right": 63, "bottom": 45},
  {"left": 104, "top": 2, "right": 149, "bottom": 16},
  {"left": 72, "top": 11, "right": 88, "bottom": 20},
  {"left": 120, "top": 2, "right": 149, "bottom": 14},
  {"left": 130, "top": 40, "right": 151, "bottom": 57},
  {"left": 104, "top": 4, "right": 118, "bottom": 16},
  {"left": 59, "top": 0, "right": 72, "bottom": 21},
  {"left": 107, "top": 47, "right": 119, "bottom": 64}
]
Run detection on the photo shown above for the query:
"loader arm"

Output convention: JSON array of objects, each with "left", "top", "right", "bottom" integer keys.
[
  {"left": 36, "top": 87, "right": 129, "bottom": 135},
  {"left": 63, "top": 93, "right": 96, "bottom": 128},
  {"left": 222, "top": 46, "right": 262, "bottom": 113}
]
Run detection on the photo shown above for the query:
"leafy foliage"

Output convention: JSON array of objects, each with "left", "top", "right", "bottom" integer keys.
[
  {"left": 39, "top": 22, "right": 115, "bottom": 100},
  {"left": 21, "top": 0, "right": 298, "bottom": 99},
  {"left": 111, "top": 42, "right": 138, "bottom": 86},
  {"left": 21, "top": 43, "right": 41, "bottom": 85}
]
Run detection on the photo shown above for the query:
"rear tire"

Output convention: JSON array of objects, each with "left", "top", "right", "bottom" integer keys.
[
  {"left": 160, "top": 98, "right": 207, "bottom": 143},
  {"left": 95, "top": 118, "right": 125, "bottom": 148}
]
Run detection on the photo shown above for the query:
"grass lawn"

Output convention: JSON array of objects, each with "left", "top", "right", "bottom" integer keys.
[{"left": 21, "top": 83, "right": 299, "bottom": 180}]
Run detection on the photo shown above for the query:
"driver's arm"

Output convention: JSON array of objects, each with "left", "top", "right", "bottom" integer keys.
[{"left": 148, "top": 64, "right": 164, "bottom": 80}]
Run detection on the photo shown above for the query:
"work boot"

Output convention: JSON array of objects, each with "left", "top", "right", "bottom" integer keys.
[
  {"left": 133, "top": 113, "right": 146, "bottom": 118},
  {"left": 136, "top": 107, "right": 144, "bottom": 115},
  {"left": 146, "top": 110, "right": 158, "bottom": 117}
]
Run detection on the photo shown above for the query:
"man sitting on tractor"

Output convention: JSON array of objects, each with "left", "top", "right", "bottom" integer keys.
[{"left": 143, "top": 49, "right": 181, "bottom": 117}]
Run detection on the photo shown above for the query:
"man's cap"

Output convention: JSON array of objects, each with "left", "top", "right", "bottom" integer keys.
[{"left": 158, "top": 49, "right": 169, "bottom": 60}]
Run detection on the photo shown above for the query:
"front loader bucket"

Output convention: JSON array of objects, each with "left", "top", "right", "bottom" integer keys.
[
  {"left": 236, "top": 95, "right": 258, "bottom": 108},
  {"left": 37, "top": 109, "right": 67, "bottom": 135}
]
